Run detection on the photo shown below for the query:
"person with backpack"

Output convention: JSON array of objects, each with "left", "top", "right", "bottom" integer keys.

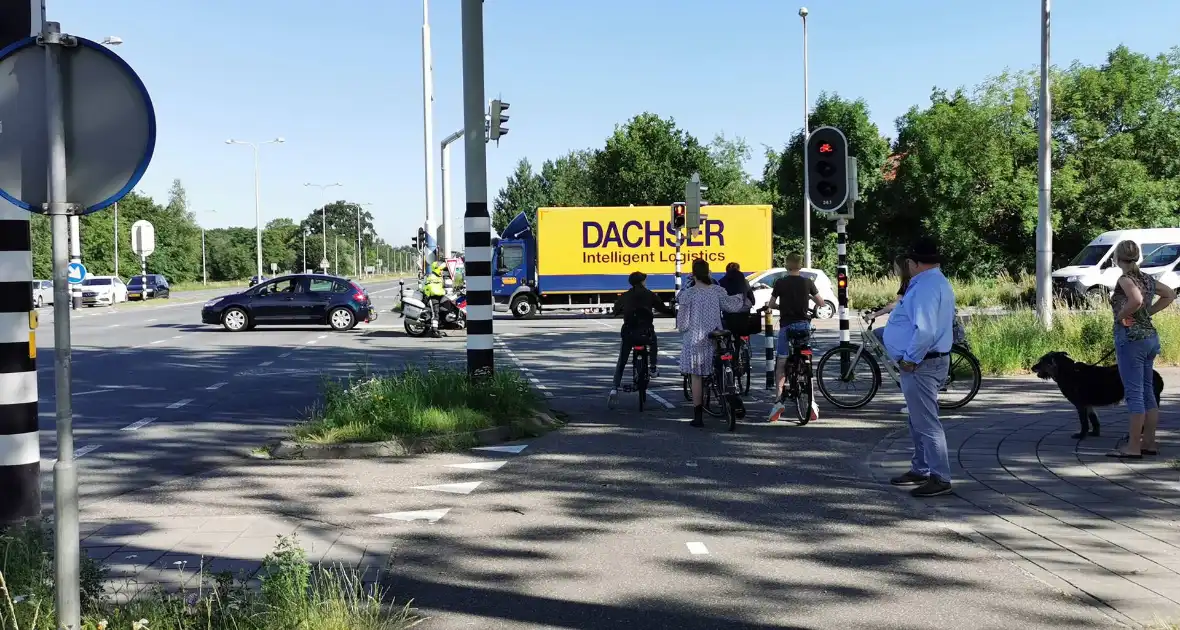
[{"left": 609, "top": 271, "right": 675, "bottom": 406}]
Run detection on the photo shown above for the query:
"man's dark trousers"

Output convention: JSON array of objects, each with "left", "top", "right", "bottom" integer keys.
[{"left": 613, "top": 330, "right": 658, "bottom": 388}]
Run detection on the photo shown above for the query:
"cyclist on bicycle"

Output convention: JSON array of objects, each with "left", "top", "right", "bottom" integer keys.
[
  {"left": 719, "top": 262, "right": 756, "bottom": 332},
  {"left": 609, "top": 271, "right": 674, "bottom": 405},
  {"left": 767, "top": 252, "right": 825, "bottom": 422}
]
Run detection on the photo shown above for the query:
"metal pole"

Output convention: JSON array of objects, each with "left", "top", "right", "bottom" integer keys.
[
  {"left": 801, "top": 7, "right": 811, "bottom": 269},
  {"left": 201, "top": 227, "right": 206, "bottom": 284},
  {"left": 356, "top": 204, "right": 362, "bottom": 275},
  {"left": 69, "top": 214, "right": 80, "bottom": 309},
  {"left": 0, "top": 0, "right": 40, "bottom": 528},
  {"left": 302, "top": 229, "right": 307, "bottom": 272},
  {"left": 1036, "top": 0, "right": 1053, "bottom": 329},
  {"left": 441, "top": 129, "right": 463, "bottom": 257},
  {"left": 334, "top": 236, "right": 338, "bottom": 272},
  {"left": 422, "top": 0, "right": 437, "bottom": 252},
  {"left": 837, "top": 219, "right": 850, "bottom": 375},
  {"left": 461, "top": 0, "right": 493, "bottom": 379},
  {"left": 674, "top": 228, "right": 682, "bottom": 295},
  {"left": 43, "top": 20, "right": 80, "bottom": 627},
  {"left": 113, "top": 202, "right": 118, "bottom": 278},
  {"left": 252, "top": 144, "right": 263, "bottom": 279}
]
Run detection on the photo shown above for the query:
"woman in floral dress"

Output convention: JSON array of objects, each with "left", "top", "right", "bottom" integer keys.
[{"left": 678, "top": 259, "right": 749, "bottom": 427}]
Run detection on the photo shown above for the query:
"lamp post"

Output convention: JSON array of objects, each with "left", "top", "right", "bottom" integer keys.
[
  {"left": 799, "top": 6, "right": 812, "bottom": 269},
  {"left": 304, "top": 182, "right": 342, "bottom": 270},
  {"left": 200, "top": 209, "right": 216, "bottom": 285},
  {"left": 225, "top": 137, "right": 285, "bottom": 278},
  {"left": 355, "top": 202, "right": 373, "bottom": 276},
  {"left": 101, "top": 36, "right": 122, "bottom": 278},
  {"left": 1036, "top": 0, "right": 1053, "bottom": 328}
]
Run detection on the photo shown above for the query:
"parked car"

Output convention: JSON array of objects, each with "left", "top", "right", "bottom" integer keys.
[
  {"left": 31, "top": 280, "right": 53, "bottom": 308},
  {"left": 201, "top": 274, "right": 375, "bottom": 332},
  {"left": 127, "top": 274, "right": 171, "bottom": 300},
  {"left": 747, "top": 267, "right": 838, "bottom": 319},
  {"left": 81, "top": 276, "right": 128, "bottom": 306}
]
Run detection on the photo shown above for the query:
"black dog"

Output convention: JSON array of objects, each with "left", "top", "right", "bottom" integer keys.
[{"left": 1031, "top": 351, "right": 1164, "bottom": 440}]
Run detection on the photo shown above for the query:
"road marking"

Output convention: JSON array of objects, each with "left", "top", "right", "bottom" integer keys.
[
  {"left": 305, "top": 340, "right": 318, "bottom": 345},
  {"left": 74, "top": 444, "right": 101, "bottom": 458},
  {"left": 171, "top": 335, "right": 183, "bottom": 339},
  {"left": 206, "top": 382, "right": 227, "bottom": 391},
  {"left": 259, "top": 361, "right": 273, "bottom": 367},
  {"left": 279, "top": 352, "right": 292, "bottom": 358},
  {"left": 447, "top": 461, "right": 507, "bottom": 471},
  {"left": 150, "top": 339, "right": 165, "bottom": 345},
  {"left": 374, "top": 508, "right": 450, "bottom": 523},
  {"left": 146, "top": 318, "right": 158, "bottom": 322},
  {"left": 473, "top": 444, "right": 528, "bottom": 454},
  {"left": 414, "top": 481, "right": 483, "bottom": 495},
  {"left": 318, "top": 334, "right": 328, "bottom": 339},
  {"left": 121, "top": 417, "right": 157, "bottom": 431},
  {"left": 591, "top": 318, "right": 612, "bottom": 329},
  {"left": 167, "top": 398, "right": 194, "bottom": 409},
  {"left": 107, "top": 324, "right": 121, "bottom": 329},
  {"left": 73, "top": 389, "right": 117, "bottom": 397},
  {"left": 685, "top": 542, "right": 709, "bottom": 555},
  {"left": 648, "top": 391, "right": 675, "bottom": 410},
  {"left": 686, "top": 460, "right": 698, "bottom": 467}
]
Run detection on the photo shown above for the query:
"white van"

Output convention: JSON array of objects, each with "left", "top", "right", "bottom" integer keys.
[
  {"left": 1141, "top": 243, "right": 1180, "bottom": 289},
  {"left": 1052, "top": 228, "right": 1180, "bottom": 301}
]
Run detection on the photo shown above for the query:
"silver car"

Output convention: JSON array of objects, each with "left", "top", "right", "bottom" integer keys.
[{"left": 31, "top": 280, "right": 53, "bottom": 308}]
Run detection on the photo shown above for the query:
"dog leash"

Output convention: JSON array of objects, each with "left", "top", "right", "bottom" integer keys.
[{"left": 1096, "top": 347, "right": 1116, "bottom": 365}]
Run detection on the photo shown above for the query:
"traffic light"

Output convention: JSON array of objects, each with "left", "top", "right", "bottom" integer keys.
[
  {"left": 414, "top": 227, "right": 426, "bottom": 250},
  {"left": 836, "top": 271, "right": 848, "bottom": 292},
  {"left": 670, "top": 203, "right": 686, "bottom": 230},
  {"left": 684, "top": 172, "right": 706, "bottom": 230},
  {"left": 806, "top": 126, "right": 849, "bottom": 213},
  {"left": 489, "top": 99, "right": 509, "bottom": 142}
]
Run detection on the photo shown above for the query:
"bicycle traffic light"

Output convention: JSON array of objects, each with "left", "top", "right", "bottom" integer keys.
[
  {"left": 489, "top": 99, "right": 509, "bottom": 142},
  {"left": 670, "top": 203, "right": 686, "bottom": 230},
  {"left": 806, "top": 126, "right": 849, "bottom": 214}
]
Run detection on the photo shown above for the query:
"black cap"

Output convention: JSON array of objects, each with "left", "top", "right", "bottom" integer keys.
[
  {"left": 628, "top": 271, "right": 647, "bottom": 287},
  {"left": 907, "top": 237, "right": 942, "bottom": 264}
]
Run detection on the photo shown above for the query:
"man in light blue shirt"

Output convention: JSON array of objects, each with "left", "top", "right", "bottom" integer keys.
[{"left": 882, "top": 238, "right": 956, "bottom": 497}]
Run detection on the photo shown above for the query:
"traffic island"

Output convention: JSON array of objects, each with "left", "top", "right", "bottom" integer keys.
[{"left": 260, "top": 366, "right": 560, "bottom": 461}]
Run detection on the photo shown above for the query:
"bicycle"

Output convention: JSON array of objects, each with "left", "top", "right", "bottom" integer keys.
[
  {"left": 680, "top": 330, "right": 745, "bottom": 431},
  {"left": 609, "top": 335, "right": 654, "bottom": 412},
  {"left": 771, "top": 311, "right": 818, "bottom": 425},
  {"left": 815, "top": 312, "right": 982, "bottom": 410}
]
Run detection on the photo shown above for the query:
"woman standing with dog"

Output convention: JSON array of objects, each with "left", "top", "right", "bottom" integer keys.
[{"left": 1108, "top": 240, "right": 1176, "bottom": 459}]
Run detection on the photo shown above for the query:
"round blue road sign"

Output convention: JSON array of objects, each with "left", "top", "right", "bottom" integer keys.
[{"left": 67, "top": 262, "right": 87, "bottom": 284}]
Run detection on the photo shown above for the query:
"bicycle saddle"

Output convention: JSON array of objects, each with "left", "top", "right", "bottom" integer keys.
[{"left": 708, "top": 329, "right": 733, "bottom": 339}]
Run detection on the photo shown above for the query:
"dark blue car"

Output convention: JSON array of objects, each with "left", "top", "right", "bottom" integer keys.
[{"left": 201, "top": 274, "right": 374, "bottom": 332}]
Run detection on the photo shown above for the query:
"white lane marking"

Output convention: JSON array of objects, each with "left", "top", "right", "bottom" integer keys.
[
  {"left": 648, "top": 390, "right": 675, "bottom": 410},
  {"left": 259, "top": 361, "right": 273, "bottom": 367},
  {"left": 171, "top": 335, "right": 183, "bottom": 339},
  {"left": 473, "top": 444, "right": 528, "bottom": 454},
  {"left": 686, "top": 542, "right": 709, "bottom": 555},
  {"left": 305, "top": 340, "right": 318, "bottom": 345},
  {"left": 107, "top": 324, "right": 121, "bottom": 329},
  {"left": 73, "top": 389, "right": 117, "bottom": 397},
  {"left": 206, "top": 382, "right": 227, "bottom": 391},
  {"left": 279, "top": 352, "right": 292, "bottom": 358},
  {"left": 413, "top": 481, "right": 483, "bottom": 495},
  {"left": 121, "top": 417, "right": 157, "bottom": 431},
  {"left": 146, "top": 318, "right": 158, "bottom": 322},
  {"left": 74, "top": 444, "right": 101, "bottom": 458},
  {"left": 150, "top": 339, "right": 165, "bottom": 345},
  {"left": 447, "top": 461, "right": 507, "bottom": 471},
  {"left": 166, "top": 398, "right": 194, "bottom": 409},
  {"left": 318, "top": 334, "right": 328, "bottom": 339},
  {"left": 374, "top": 508, "right": 450, "bottom": 523}
]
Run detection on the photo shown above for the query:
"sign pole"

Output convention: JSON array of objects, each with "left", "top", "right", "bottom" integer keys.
[
  {"left": 42, "top": 20, "right": 81, "bottom": 627},
  {"left": 461, "top": 0, "right": 493, "bottom": 379}
]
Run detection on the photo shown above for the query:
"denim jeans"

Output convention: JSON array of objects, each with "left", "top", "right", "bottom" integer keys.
[
  {"left": 1114, "top": 326, "right": 1160, "bottom": 415},
  {"left": 777, "top": 322, "right": 812, "bottom": 356},
  {"left": 899, "top": 355, "right": 952, "bottom": 483}
]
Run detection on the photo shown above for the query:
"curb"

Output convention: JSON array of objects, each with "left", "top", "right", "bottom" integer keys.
[{"left": 262, "top": 411, "right": 564, "bottom": 461}]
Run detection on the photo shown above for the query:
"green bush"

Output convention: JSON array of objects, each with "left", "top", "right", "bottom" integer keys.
[
  {"left": 294, "top": 366, "right": 538, "bottom": 444},
  {"left": 0, "top": 525, "right": 419, "bottom": 630},
  {"left": 967, "top": 308, "right": 1180, "bottom": 375},
  {"left": 850, "top": 274, "right": 1036, "bottom": 310}
]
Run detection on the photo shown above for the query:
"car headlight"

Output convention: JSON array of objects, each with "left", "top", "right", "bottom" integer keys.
[
  {"left": 1065, "top": 276, "right": 1078, "bottom": 283},
  {"left": 204, "top": 298, "right": 222, "bottom": 308}
]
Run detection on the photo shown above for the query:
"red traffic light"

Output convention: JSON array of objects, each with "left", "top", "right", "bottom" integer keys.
[
  {"left": 819, "top": 143, "right": 833, "bottom": 154},
  {"left": 675, "top": 206, "right": 685, "bottom": 216}
]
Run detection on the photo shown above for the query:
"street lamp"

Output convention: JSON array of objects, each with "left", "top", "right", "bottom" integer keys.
[
  {"left": 100, "top": 36, "right": 123, "bottom": 277},
  {"left": 355, "top": 202, "right": 373, "bottom": 276},
  {"left": 200, "top": 209, "right": 217, "bottom": 285},
  {"left": 100, "top": 36, "right": 122, "bottom": 46},
  {"left": 304, "top": 182, "right": 342, "bottom": 270},
  {"left": 799, "top": 6, "right": 811, "bottom": 269},
  {"left": 225, "top": 137, "right": 285, "bottom": 278}
]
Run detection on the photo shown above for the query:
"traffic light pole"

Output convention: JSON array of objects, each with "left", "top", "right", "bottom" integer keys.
[
  {"left": 836, "top": 218, "right": 850, "bottom": 374},
  {"left": 461, "top": 0, "right": 493, "bottom": 379}
]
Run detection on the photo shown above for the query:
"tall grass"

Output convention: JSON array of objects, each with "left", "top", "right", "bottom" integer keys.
[
  {"left": 0, "top": 526, "right": 419, "bottom": 629},
  {"left": 850, "top": 274, "right": 1036, "bottom": 310},
  {"left": 966, "top": 308, "right": 1180, "bottom": 375},
  {"left": 294, "top": 366, "right": 538, "bottom": 444}
]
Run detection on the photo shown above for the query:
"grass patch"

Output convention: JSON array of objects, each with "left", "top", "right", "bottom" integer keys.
[
  {"left": 850, "top": 274, "right": 1035, "bottom": 310},
  {"left": 0, "top": 524, "right": 420, "bottom": 629},
  {"left": 966, "top": 308, "right": 1180, "bottom": 375},
  {"left": 293, "top": 366, "right": 538, "bottom": 445}
]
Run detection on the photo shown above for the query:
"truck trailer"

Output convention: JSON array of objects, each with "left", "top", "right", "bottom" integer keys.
[{"left": 492, "top": 205, "right": 773, "bottom": 318}]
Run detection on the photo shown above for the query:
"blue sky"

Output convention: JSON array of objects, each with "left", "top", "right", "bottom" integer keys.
[{"left": 54, "top": 0, "right": 1180, "bottom": 247}]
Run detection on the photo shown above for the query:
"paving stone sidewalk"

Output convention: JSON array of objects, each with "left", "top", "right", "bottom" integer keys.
[{"left": 868, "top": 372, "right": 1180, "bottom": 629}]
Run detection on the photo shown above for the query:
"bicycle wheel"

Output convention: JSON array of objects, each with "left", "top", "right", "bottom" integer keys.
[
  {"left": 682, "top": 374, "right": 692, "bottom": 402},
  {"left": 817, "top": 345, "right": 881, "bottom": 409},
  {"left": 739, "top": 342, "right": 752, "bottom": 395},
  {"left": 793, "top": 359, "right": 814, "bottom": 425},
  {"left": 702, "top": 377, "right": 723, "bottom": 417},
  {"left": 938, "top": 345, "right": 982, "bottom": 409},
  {"left": 634, "top": 352, "right": 649, "bottom": 412}
]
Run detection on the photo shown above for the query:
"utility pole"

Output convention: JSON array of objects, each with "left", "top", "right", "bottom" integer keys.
[
  {"left": 800, "top": 6, "right": 812, "bottom": 269},
  {"left": 461, "top": 0, "right": 493, "bottom": 378},
  {"left": 422, "top": 0, "right": 437, "bottom": 251},
  {"left": 1035, "top": 0, "right": 1053, "bottom": 329},
  {"left": 441, "top": 128, "right": 463, "bottom": 257}
]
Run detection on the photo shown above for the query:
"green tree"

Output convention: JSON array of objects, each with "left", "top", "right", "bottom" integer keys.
[
  {"left": 492, "top": 158, "right": 548, "bottom": 232},
  {"left": 588, "top": 113, "right": 716, "bottom": 206},
  {"left": 539, "top": 150, "right": 596, "bottom": 207}
]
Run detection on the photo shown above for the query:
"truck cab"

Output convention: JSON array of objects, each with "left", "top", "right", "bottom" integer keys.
[
  {"left": 492, "top": 212, "right": 540, "bottom": 318},
  {"left": 1052, "top": 228, "right": 1180, "bottom": 303}
]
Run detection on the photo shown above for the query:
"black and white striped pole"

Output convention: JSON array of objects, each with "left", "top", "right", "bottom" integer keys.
[
  {"left": 461, "top": 0, "right": 493, "bottom": 379},
  {"left": 671, "top": 203, "right": 685, "bottom": 298},
  {"left": 0, "top": 0, "right": 40, "bottom": 527}
]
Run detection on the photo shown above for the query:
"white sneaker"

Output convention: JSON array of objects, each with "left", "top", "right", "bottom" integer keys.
[
  {"left": 809, "top": 401, "right": 820, "bottom": 423},
  {"left": 768, "top": 402, "right": 786, "bottom": 423},
  {"left": 608, "top": 389, "right": 618, "bottom": 408}
]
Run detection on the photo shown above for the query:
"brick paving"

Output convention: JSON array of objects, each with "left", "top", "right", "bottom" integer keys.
[{"left": 868, "top": 371, "right": 1180, "bottom": 628}]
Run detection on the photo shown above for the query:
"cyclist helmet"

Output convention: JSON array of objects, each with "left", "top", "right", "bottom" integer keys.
[{"left": 628, "top": 271, "right": 647, "bottom": 287}]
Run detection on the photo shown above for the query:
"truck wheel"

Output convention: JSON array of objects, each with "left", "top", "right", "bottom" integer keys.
[{"left": 511, "top": 295, "right": 537, "bottom": 319}]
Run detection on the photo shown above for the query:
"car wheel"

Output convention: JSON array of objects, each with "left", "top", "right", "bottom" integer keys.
[
  {"left": 222, "top": 307, "right": 249, "bottom": 332},
  {"left": 511, "top": 295, "right": 537, "bottom": 319},
  {"left": 817, "top": 301, "right": 836, "bottom": 319},
  {"left": 328, "top": 307, "right": 355, "bottom": 331},
  {"left": 34, "top": 295, "right": 42, "bottom": 308}
]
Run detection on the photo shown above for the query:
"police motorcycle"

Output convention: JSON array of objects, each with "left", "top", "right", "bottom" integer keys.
[{"left": 398, "top": 263, "right": 467, "bottom": 338}]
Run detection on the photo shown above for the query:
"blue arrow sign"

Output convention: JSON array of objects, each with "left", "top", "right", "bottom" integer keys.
[{"left": 67, "top": 262, "right": 87, "bottom": 284}]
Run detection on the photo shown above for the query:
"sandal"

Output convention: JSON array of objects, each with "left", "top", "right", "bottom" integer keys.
[{"left": 1106, "top": 450, "right": 1143, "bottom": 460}]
